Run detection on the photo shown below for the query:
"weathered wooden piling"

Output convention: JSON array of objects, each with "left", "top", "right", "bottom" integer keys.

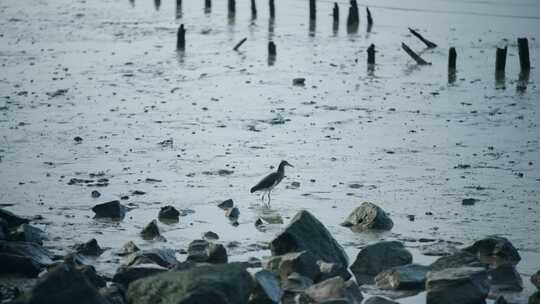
[
  {"left": 333, "top": 3, "right": 339, "bottom": 23},
  {"left": 177, "top": 24, "right": 186, "bottom": 51},
  {"left": 402, "top": 42, "right": 431, "bottom": 65},
  {"left": 347, "top": 0, "right": 359, "bottom": 33},
  {"left": 408, "top": 28, "right": 437, "bottom": 48},
  {"left": 233, "top": 38, "right": 247, "bottom": 51},
  {"left": 175, "top": 0, "right": 182, "bottom": 19},
  {"left": 250, "top": 0, "right": 256, "bottom": 18},
  {"left": 448, "top": 47, "right": 457, "bottom": 71},
  {"left": 517, "top": 38, "right": 530, "bottom": 71},
  {"left": 309, "top": 0, "right": 316, "bottom": 20},
  {"left": 495, "top": 46, "right": 507, "bottom": 73},
  {"left": 205, "top": 0, "right": 211, "bottom": 11},
  {"left": 367, "top": 44, "right": 375, "bottom": 65},
  {"left": 269, "top": 0, "right": 275, "bottom": 19},
  {"left": 366, "top": 7, "right": 373, "bottom": 27},
  {"left": 228, "top": 0, "right": 235, "bottom": 15},
  {"left": 268, "top": 41, "right": 276, "bottom": 56},
  {"left": 154, "top": 0, "right": 161, "bottom": 10}
]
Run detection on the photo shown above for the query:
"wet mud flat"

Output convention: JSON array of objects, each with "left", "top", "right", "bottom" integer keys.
[{"left": 1, "top": 0, "right": 540, "bottom": 303}]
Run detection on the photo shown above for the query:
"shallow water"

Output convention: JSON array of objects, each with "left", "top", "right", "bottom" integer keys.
[{"left": 1, "top": 0, "right": 539, "bottom": 302}]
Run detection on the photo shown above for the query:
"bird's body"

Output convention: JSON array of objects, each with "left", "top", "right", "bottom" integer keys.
[{"left": 251, "top": 160, "right": 293, "bottom": 205}]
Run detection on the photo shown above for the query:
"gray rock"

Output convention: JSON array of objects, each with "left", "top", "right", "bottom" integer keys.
[
  {"left": 187, "top": 239, "right": 228, "bottom": 264},
  {"left": 158, "top": 206, "right": 180, "bottom": 222},
  {"left": 283, "top": 272, "right": 314, "bottom": 292},
  {"left": 0, "top": 241, "right": 53, "bottom": 277},
  {"left": 0, "top": 208, "right": 29, "bottom": 228},
  {"left": 28, "top": 263, "right": 110, "bottom": 304},
  {"left": 0, "top": 218, "right": 8, "bottom": 240},
  {"left": 304, "top": 277, "right": 363, "bottom": 304},
  {"left": 116, "top": 241, "right": 139, "bottom": 256},
  {"left": 100, "top": 284, "right": 126, "bottom": 304},
  {"left": 140, "top": 220, "right": 162, "bottom": 241},
  {"left": 271, "top": 210, "right": 349, "bottom": 279},
  {"left": 341, "top": 202, "right": 393, "bottom": 231},
  {"left": 74, "top": 238, "right": 104, "bottom": 256},
  {"left": 203, "top": 231, "right": 220, "bottom": 240},
  {"left": 364, "top": 296, "right": 400, "bottom": 304},
  {"left": 426, "top": 267, "right": 489, "bottom": 304},
  {"left": 293, "top": 78, "right": 306, "bottom": 86},
  {"left": 463, "top": 236, "right": 521, "bottom": 264},
  {"left": 430, "top": 251, "right": 485, "bottom": 271},
  {"left": 218, "top": 199, "right": 234, "bottom": 209},
  {"left": 350, "top": 241, "right": 412, "bottom": 285},
  {"left": 227, "top": 207, "right": 240, "bottom": 221},
  {"left": 419, "top": 241, "right": 459, "bottom": 257},
  {"left": 375, "top": 264, "right": 430, "bottom": 290},
  {"left": 112, "top": 263, "right": 167, "bottom": 287},
  {"left": 78, "top": 264, "right": 107, "bottom": 289},
  {"left": 92, "top": 200, "right": 126, "bottom": 219},
  {"left": 495, "top": 296, "right": 509, "bottom": 304},
  {"left": 264, "top": 251, "right": 320, "bottom": 282},
  {"left": 532, "top": 270, "right": 540, "bottom": 289},
  {"left": 9, "top": 224, "right": 46, "bottom": 244},
  {"left": 318, "top": 260, "right": 351, "bottom": 282},
  {"left": 127, "top": 263, "right": 253, "bottom": 304},
  {"left": 250, "top": 270, "right": 283, "bottom": 304},
  {"left": 530, "top": 292, "right": 540, "bottom": 304},
  {"left": 127, "top": 248, "right": 178, "bottom": 268},
  {"left": 489, "top": 263, "right": 523, "bottom": 292}
]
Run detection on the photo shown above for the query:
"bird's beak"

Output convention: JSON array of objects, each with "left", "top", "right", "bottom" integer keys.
[{"left": 287, "top": 163, "right": 294, "bottom": 168}]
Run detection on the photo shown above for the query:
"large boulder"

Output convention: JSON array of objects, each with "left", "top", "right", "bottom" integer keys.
[
  {"left": 340, "top": 202, "right": 393, "bottom": 231},
  {"left": 92, "top": 200, "right": 127, "bottom": 219},
  {"left": 9, "top": 224, "right": 46, "bottom": 244},
  {"left": 350, "top": 241, "right": 412, "bottom": 285},
  {"left": 0, "top": 208, "right": 29, "bottom": 228},
  {"left": 463, "top": 236, "right": 521, "bottom": 264},
  {"left": 100, "top": 284, "right": 126, "bottom": 304},
  {"left": 186, "top": 239, "right": 227, "bottom": 264},
  {"left": 532, "top": 270, "right": 540, "bottom": 290},
  {"left": 112, "top": 263, "right": 168, "bottom": 287},
  {"left": 271, "top": 210, "right": 348, "bottom": 276},
  {"left": 74, "top": 238, "right": 104, "bottom": 256},
  {"left": 28, "top": 263, "right": 110, "bottom": 304},
  {"left": 531, "top": 292, "right": 540, "bottom": 304},
  {"left": 126, "top": 263, "right": 254, "bottom": 304},
  {"left": 140, "top": 220, "right": 163, "bottom": 241},
  {"left": 127, "top": 248, "right": 178, "bottom": 268},
  {"left": 264, "top": 251, "right": 320, "bottom": 282},
  {"left": 158, "top": 206, "right": 180, "bottom": 223},
  {"left": 249, "top": 270, "right": 283, "bottom": 304},
  {"left": 419, "top": 241, "right": 459, "bottom": 257},
  {"left": 426, "top": 267, "right": 489, "bottom": 304},
  {"left": 0, "top": 241, "right": 54, "bottom": 277},
  {"left": 303, "top": 277, "right": 363, "bottom": 304},
  {"left": 374, "top": 264, "right": 430, "bottom": 290},
  {"left": 489, "top": 263, "right": 523, "bottom": 292},
  {"left": 430, "top": 251, "right": 485, "bottom": 271}
]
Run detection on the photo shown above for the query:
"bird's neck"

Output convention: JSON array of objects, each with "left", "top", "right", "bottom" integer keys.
[{"left": 277, "top": 164, "right": 286, "bottom": 175}]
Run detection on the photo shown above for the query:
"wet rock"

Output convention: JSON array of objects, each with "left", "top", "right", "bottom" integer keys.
[
  {"left": 0, "top": 219, "right": 7, "bottom": 240},
  {"left": 74, "top": 238, "right": 104, "bottom": 257},
  {"left": 264, "top": 251, "right": 320, "bottom": 282},
  {"left": 0, "top": 241, "right": 53, "bottom": 277},
  {"left": 283, "top": 272, "right": 314, "bottom": 292},
  {"left": 350, "top": 241, "right": 412, "bottom": 285},
  {"left": 341, "top": 202, "right": 393, "bottom": 231},
  {"left": 157, "top": 205, "right": 180, "bottom": 221},
  {"left": 271, "top": 210, "right": 349, "bottom": 279},
  {"left": 186, "top": 239, "right": 228, "bottom": 264},
  {"left": 249, "top": 270, "right": 283, "bottom": 304},
  {"left": 530, "top": 292, "right": 540, "bottom": 304},
  {"left": 363, "top": 296, "right": 400, "bottom": 304},
  {"left": 28, "top": 263, "right": 109, "bottom": 304},
  {"left": 303, "top": 277, "right": 363, "bottom": 304},
  {"left": 419, "top": 241, "right": 459, "bottom": 257},
  {"left": 532, "top": 270, "right": 540, "bottom": 289},
  {"left": 116, "top": 241, "right": 139, "bottom": 256},
  {"left": 227, "top": 207, "right": 240, "bottom": 221},
  {"left": 0, "top": 208, "right": 29, "bottom": 228},
  {"left": 74, "top": 136, "right": 83, "bottom": 143},
  {"left": 127, "top": 263, "right": 253, "bottom": 304},
  {"left": 495, "top": 296, "right": 509, "bottom": 304},
  {"left": 46, "top": 88, "right": 68, "bottom": 98},
  {"left": 426, "top": 267, "right": 489, "bottom": 304},
  {"left": 430, "top": 251, "right": 485, "bottom": 271},
  {"left": 64, "top": 252, "right": 90, "bottom": 266},
  {"left": 9, "top": 224, "right": 46, "bottom": 244},
  {"left": 203, "top": 231, "right": 219, "bottom": 240},
  {"left": 112, "top": 263, "right": 167, "bottom": 287},
  {"left": 374, "top": 264, "right": 430, "bottom": 290},
  {"left": 218, "top": 199, "right": 234, "bottom": 209},
  {"left": 462, "top": 198, "right": 478, "bottom": 206},
  {"left": 78, "top": 264, "right": 107, "bottom": 289},
  {"left": 463, "top": 236, "right": 521, "bottom": 264},
  {"left": 140, "top": 220, "right": 162, "bottom": 241},
  {"left": 489, "top": 263, "right": 523, "bottom": 292},
  {"left": 317, "top": 260, "right": 351, "bottom": 282},
  {"left": 127, "top": 248, "right": 178, "bottom": 268},
  {"left": 100, "top": 284, "right": 126, "bottom": 304},
  {"left": 92, "top": 200, "right": 127, "bottom": 219},
  {"left": 293, "top": 78, "right": 306, "bottom": 86},
  {"left": 91, "top": 190, "right": 101, "bottom": 198}
]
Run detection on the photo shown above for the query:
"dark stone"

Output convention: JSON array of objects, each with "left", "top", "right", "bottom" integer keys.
[
  {"left": 462, "top": 198, "right": 478, "bottom": 206},
  {"left": 112, "top": 264, "right": 167, "bottom": 287},
  {"left": 218, "top": 199, "right": 234, "bottom": 209},
  {"left": 100, "top": 284, "right": 126, "bottom": 304},
  {"left": 92, "top": 200, "right": 126, "bottom": 219},
  {"left": 227, "top": 207, "right": 240, "bottom": 221},
  {"left": 186, "top": 239, "right": 227, "bottom": 264},
  {"left": 140, "top": 220, "right": 162, "bottom": 240},
  {"left": 264, "top": 251, "right": 320, "bottom": 282},
  {"left": 419, "top": 241, "right": 459, "bottom": 257},
  {"left": 364, "top": 296, "right": 400, "bottom": 304},
  {"left": 350, "top": 241, "right": 412, "bottom": 285},
  {"left": 293, "top": 78, "right": 306, "bottom": 86},
  {"left": 74, "top": 136, "right": 83, "bottom": 142},
  {"left": 74, "top": 239, "right": 104, "bottom": 256},
  {"left": 116, "top": 241, "right": 139, "bottom": 256},
  {"left": 426, "top": 267, "right": 489, "bottom": 304},
  {"left": 28, "top": 263, "right": 110, "bottom": 304},
  {"left": 463, "top": 236, "right": 521, "bottom": 264},
  {"left": 271, "top": 210, "right": 348, "bottom": 278},
  {"left": 495, "top": 296, "right": 509, "bottom": 304},
  {"left": 0, "top": 241, "right": 53, "bottom": 277},
  {"left": 203, "top": 231, "right": 219, "bottom": 240},
  {"left": 126, "top": 263, "right": 253, "bottom": 304},
  {"left": 304, "top": 277, "right": 363, "bottom": 304},
  {"left": 78, "top": 264, "right": 107, "bottom": 289},
  {"left": 530, "top": 292, "right": 540, "bottom": 304},
  {"left": 375, "top": 264, "right": 430, "bottom": 290},
  {"left": 282, "top": 272, "right": 314, "bottom": 292},
  {"left": 9, "top": 224, "right": 46, "bottom": 244},
  {"left": 0, "top": 208, "right": 29, "bottom": 228},
  {"left": 91, "top": 190, "right": 101, "bottom": 198},
  {"left": 489, "top": 263, "right": 523, "bottom": 291},
  {"left": 430, "top": 251, "right": 485, "bottom": 271},
  {"left": 249, "top": 270, "right": 283, "bottom": 304},
  {"left": 158, "top": 206, "right": 180, "bottom": 221},
  {"left": 317, "top": 260, "right": 351, "bottom": 282},
  {"left": 532, "top": 270, "right": 540, "bottom": 289},
  {"left": 127, "top": 248, "right": 178, "bottom": 268},
  {"left": 341, "top": 202, "right": 393, "bottom": 231},
  {"left": 0, "top": 218, "right": 8, "bottom": 240}
]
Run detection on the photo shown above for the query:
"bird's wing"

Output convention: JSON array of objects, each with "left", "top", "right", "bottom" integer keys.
[{"left": 250, "top": 172, "right": 278, "bottom": 193}]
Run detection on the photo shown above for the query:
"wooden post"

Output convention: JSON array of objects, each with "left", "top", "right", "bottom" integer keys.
[
  {"left": 402, "top": 42, "right": 431, "bottom": 65},
  {"left": 228, "top": 0, "right": 235, "bottom": 15},
  {"left": 495, "top": 46, "right": 507, "bottom": 73},
  {"left": 408, "top": 28, "right": 437, "bottom": 48},
  {"left": 205, "top": 0, "right": 211, "bottom": 12},
  {"left": 309, "top": 0, "right": 316, "bottom": 20},
  {"left": 269, "top": 0, "right": 275, "bottom": 19},
  {"left": 176, "top": 0, "right": 182, "bottom": 19},
  {"left": 367, "top": 44, "right": 375, "bottom": 65},
  {"left": 333, "top": 3, "right": 339, "bottom": 23},
  {"left": 448, "top": 47, "right": 457, "bottom": 71},
  {"left": 154, "top": 0, "right": 161, "bottom": 10},
  {"left": 268, "top": 41, "right": 276, "bottom": 56},
  {"left": 177, "top": 24, "right": 186, "bottom": 51},
  {"left": 366, "top": 7, "right": 373, "bottom": 27},
  {"left": 250, "top": 0, "right": 257, "bottom": 18},
  {"left": 233, "top": 38, "right": 247, "bottom": 51},
  {"left": 517, "top": 38, "right": 530, "bottom": 71},
  {"left": 347, "top": 0, "right": 359, "bottom": 33}
]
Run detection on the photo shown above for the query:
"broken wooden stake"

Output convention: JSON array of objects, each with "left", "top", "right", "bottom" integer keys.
[
  {"left": 448, "top": 47, "right": 457, "bottom": 71},
  {"left": 309, "top": 0, "right": 316, "bottom": 20},
  {"left": 495, "top": 46, "right": 507, "bottom": 73},
  {"left": 250, "top": 0, "right": 256, "bottom": 18},
  {"left": 366, "top": 7, "right": 373, "bottom": 26},
  {"left": 268, "top": 41, "right": 276, "bottom": 56},
  {"left": 517, "top": 37, "right": 530, "bottom": 72},
  {"left": 233, "top": 38, "right": 247, "bottom": 51},
  {"left": 408, "top": 28, "right": 437, "bottom": 48},
  {"left": 402, "top": 42, "right": 431, "bottom": 65},
  {"left": 205, "top": 0, "right": 211, "bottom": 12},
  {"left": 347, "top": 0, "right": 359, "bottom": 33},
  {"left": 228, "top": 0, "right": 235, "bottom": 15},
  {"left": 367, "top": 44, "right": 375, "bottom": 65},
  {"left": 176, "top": 24, "right": 186, "bottom": 51},
  {"left": 269, "top": 0, "right": 275, "bottom": 19}
]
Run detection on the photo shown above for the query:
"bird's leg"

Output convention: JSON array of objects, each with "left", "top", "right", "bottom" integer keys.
[
  {"left": 267, "top": 191, "right": 272, "bottom": 206},
  {"left": 260, "top": 193, "right": 265, "bottom": 201}
]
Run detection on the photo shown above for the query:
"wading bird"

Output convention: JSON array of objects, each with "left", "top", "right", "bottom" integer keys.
[{"left": 250, "top": 160, "right": 293, "bottom": 205}]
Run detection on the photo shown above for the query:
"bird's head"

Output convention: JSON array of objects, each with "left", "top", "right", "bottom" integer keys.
[{"left": 279, "top": 160, "right": 294, "bottom": 169}]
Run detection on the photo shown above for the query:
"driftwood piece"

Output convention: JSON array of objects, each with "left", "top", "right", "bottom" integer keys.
[
  {"left": 408, "top": 27, "right": 437, "bottom": 48},
  {"left": 233, "top": 38, "right": 247, "bottom": 51},
  {"left": 402, "top": 42, "right": 431, "bottom": 65}
]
